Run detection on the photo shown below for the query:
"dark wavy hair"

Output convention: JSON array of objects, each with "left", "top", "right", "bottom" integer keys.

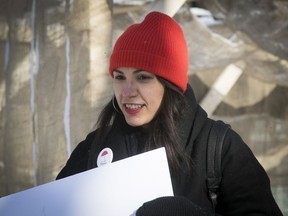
[{"left": 96, "top": 77, "right": 190, "bottom": 175}]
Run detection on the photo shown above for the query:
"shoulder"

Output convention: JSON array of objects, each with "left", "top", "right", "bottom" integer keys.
[
  {"left": 56, "top": 130, "right": 99, "bottom": 179},
  {"left": 221, "top": 128, "right": 260, "bottom": 168},
  {"left": 72, "top": 130, "right": 98, "bottom": 157},
  {"left": 220, "top": 126, "right": 265, "bottom": 177},
  {"left": 218, "top": 127, "right": 281, "bottom": 214}
]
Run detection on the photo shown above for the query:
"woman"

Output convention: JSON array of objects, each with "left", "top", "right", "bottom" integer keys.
[{"left": 57, "top": 12, "right": 283, "bottom": 215}]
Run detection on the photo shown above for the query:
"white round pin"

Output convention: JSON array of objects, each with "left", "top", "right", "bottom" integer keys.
[{"left": 97, "top": 148, "right": 113, "bottom": 167}]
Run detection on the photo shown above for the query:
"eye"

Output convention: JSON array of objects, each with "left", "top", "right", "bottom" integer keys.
[
  {"left": 137, "top": 73, "right": 154, "bottom": 81},
  {"left": 113, "top": 74, "right": 125, "bottom": 80}
]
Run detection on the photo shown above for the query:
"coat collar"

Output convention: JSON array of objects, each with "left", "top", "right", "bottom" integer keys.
[{"left": 179, "top": 84, "right": 208, "bottom": 153}]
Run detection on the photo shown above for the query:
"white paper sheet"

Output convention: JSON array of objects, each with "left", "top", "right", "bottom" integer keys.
[{"left": 0, "top": 147, "right": 173, "bottom": 216}]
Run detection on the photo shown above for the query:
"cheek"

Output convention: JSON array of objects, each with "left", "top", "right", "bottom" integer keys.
[
  {"left": 155, "top": 93, "right": 164, "bottom": 109},
  {"left": 156, "top": 84, "right": 165, "bottom": 99},
  {"left": 113, "top": 83, "right": 121, "bottom": 97},
  {"left": 147, "top": 87, "right": 164, "bottom": 108},
  {"left": 112, "top": 86, "right": 122, "bottom": 108}
]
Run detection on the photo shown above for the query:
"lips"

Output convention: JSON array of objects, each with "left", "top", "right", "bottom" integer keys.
[{"left": 124, "top": 103, "right": 144, "bottom": 114}]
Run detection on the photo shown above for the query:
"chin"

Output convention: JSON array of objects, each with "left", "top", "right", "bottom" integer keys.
[
  {"left": 125, "top": 118, "right": 145, "bottom": 127},
  {"left": 124, "top": 115, "right": 152, "bottom": 127},
  {"left": 126, "top": 121, "right": 143, "bottom": 127}
]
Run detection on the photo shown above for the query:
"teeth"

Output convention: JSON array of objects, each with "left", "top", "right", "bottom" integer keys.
[{"left": 125, "top": 104, "right": 142, "bottom": 110}]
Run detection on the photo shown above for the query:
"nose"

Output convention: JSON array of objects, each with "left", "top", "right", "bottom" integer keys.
[{"left": 122, "top": 80, "right": 137, "bottom": 97}]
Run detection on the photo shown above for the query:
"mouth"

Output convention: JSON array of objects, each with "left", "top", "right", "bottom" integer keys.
[
  {"left": 125, "top": 103, "right": 144, "bottom": 109},
  {"left": 124, "top": 103, "right": 144, "bottom": 114}
]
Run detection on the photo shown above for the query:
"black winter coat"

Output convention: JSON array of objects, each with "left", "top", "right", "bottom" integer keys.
[{"left": 57, "top": 85, "right": 283, "bottom": 216}]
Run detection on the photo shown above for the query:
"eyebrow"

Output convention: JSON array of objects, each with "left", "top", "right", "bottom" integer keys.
[{"left": 113, "top": 69, "right": 144, "bottom": 74}]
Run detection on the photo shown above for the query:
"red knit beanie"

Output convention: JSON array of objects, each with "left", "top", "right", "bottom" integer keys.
[{"left": 109, "top": 11, "right": 188, "bottom": 92}]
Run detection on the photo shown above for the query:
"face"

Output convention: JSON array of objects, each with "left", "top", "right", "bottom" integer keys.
[{"left": 112, "top": 67, "right": 165, "bottom": 127}]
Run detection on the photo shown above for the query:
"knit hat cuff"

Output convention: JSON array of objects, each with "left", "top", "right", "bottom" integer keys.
[{"left": 109, "top": 50, "right": 188, "bottom": 92}]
